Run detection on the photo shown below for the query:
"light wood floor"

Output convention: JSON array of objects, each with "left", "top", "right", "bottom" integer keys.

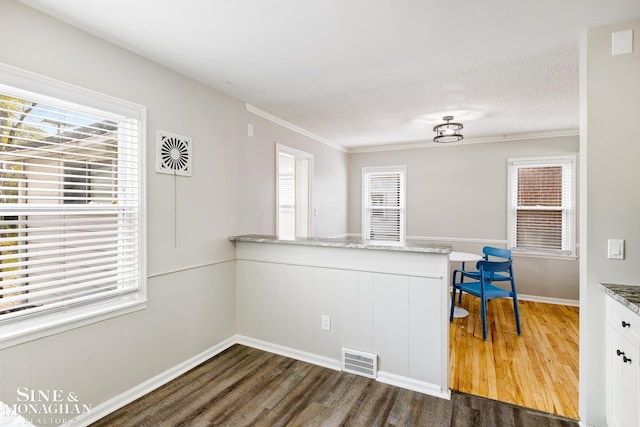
[{"left": 449, "top": 294, "right": 579, "bottom": 419}]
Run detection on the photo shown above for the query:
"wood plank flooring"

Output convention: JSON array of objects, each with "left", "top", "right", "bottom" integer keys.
[
  {"left": 92, "top": 345, "right": 578, "bottom": 427},
  {"left": 449, "top": 294, "right": 579, "bottom": 419},
  {"left": 92, "top": 345, "right": 451, "bottom": 426}
]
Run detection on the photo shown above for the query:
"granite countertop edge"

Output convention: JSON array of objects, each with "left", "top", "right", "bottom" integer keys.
[
  {"left": 602, "top": 283, "right": 640, "bottom": 315},
  {"left": 229, "top": 234, "right": 452, "bottom": 254}
]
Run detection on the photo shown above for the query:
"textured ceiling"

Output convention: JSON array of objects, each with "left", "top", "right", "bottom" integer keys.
[{"left": 18, "top": 0, "right": 640, "bottom": 149}]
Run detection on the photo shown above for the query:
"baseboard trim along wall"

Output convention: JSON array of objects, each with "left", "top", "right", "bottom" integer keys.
[
  {"left": 73, "top": 334, "right": 451, "bottom": 425},
  {"left": 67, "top": 336, "right": 237, "bottom": 427},
  {"left": 235, "top": 336, "right": 449, "bottom": 400},
  {"left": 518, "top": 293, "right": 579, "bottom": 307},
  {"left": 235, "top": 335, "right": 342, "bottom": 371},
  {"left": 376, "top": 371, "right": 451, "bottom": 400}
]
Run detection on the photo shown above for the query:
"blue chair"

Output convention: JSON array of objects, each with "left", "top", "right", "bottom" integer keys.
[
  {"left": 455, "top": 246, "right": 513, "bottom": 303},
  {"left": 450, "top": 259, "right": 522, "bottom": 340}
]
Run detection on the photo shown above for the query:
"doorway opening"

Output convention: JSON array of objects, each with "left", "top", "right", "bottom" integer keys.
[{"left": 276, "top": 144, "right": 313, "bottom": 239}]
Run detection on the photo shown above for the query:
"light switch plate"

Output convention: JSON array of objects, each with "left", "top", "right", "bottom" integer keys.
[
  {"left": 612, "top": 29, "right": 633, "bottom": 55},
  {"left": 608, "top": 239, "right": 625, "bottom": 260}
]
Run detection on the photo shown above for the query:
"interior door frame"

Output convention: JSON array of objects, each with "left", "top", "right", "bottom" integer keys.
[{"left": 275, "top": 143, "right": 314, "bottom": 238}]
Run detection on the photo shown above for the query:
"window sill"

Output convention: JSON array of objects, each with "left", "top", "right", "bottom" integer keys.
[
  {"left": 0, "top": 299, "right": 147, "bottom": 350},
  {"left": 511, "top": 251, "right": 578, "bottom": 261}
]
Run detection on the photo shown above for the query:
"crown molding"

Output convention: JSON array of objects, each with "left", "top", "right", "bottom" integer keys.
[
  {"left": 348, "top": 129, "right": 580, "bottom": 154},
  {"left": 245, "top": 104, "right": 348, "bottom": 153},
  {"left": 243, "top": 103, "right": 579, "bottom": 155}
]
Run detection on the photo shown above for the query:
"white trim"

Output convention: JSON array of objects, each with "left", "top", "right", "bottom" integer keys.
[
  {"left": 376, "top": 371, "right": 450, "bottom": 400},
  {"left": 275, "top": 143, "right": 315, "bottom": 238},
  {"left": 65, "top": 336, "right": 237, "bottom": 427},
  {"left": 578, "top": 28, "right": 588, "bottom": 425},
  {"left": 361, "top": 165, "right": 407, "bottom": 244},
  {"left": 235, "top": 335, "right": 342, "bottom": 371},
  {"left": 237, "top": 336, "right": 450, "bottom": 400},
  {"left": 147, "top": 258, "right": 235, "bottom": 279},
  {"left": 245, "top": 104, "right": 347, "bottom": 153},
  {"left": 0, "top": 62, "right": 144, "bottom": 118},
  {"left": 246, "top": 100, "right": 577, "bottom": 155},
  {"left": 512, "top": 251, "right": 578, "bottom": 261},
  {"left": 0, "top": 63, "right": 147, "bottom": 349},
  {"left": 349, "top": 129, "right": 579, "bottom": 154},
  {"left": 408, "top": 235, "right": 507, "bottom": 245},
  {"left": 507, "top": 155, "right": 577, "bottom": 258},
  {"left": 0, "top": 300, "right": 147, "bottom": 351},
  {"left": 339, "top": 233, "right": 506, "bottom": 246},
  {"left": 517, "top": 293, "right": 579, "bottom": 307},
  {"left": 72, "top": 334, "right": 451, "bottom": 425}
]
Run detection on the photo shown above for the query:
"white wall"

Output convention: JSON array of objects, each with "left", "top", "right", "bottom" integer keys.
[
  {"left": 0, "top": 2, "right": 239, "bottom": 419},
  {"left": 0, "top": 2, "right": 349, "bottom": 422},
  {"left": 584, "top": 16, "right": 640, "bottom": 426},
  {"left": 235, "top": 241, "right": 451, "bottom": 397},
  {"left": 235, "top": 110, "right": 349, "bottom": 238},
  {"left": 349, "top": 136, "right": 580, "bottom": 301}
]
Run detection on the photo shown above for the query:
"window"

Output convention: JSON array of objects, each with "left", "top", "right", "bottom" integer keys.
[
  {"left": 507, "top": 156, "right": 576, "bottom": 257},
  {"left": 0, "top": 74, "right": 145, "bottom": 346},
  {"left": 362, "top": 166, "right": 406, "bottom": 243}
]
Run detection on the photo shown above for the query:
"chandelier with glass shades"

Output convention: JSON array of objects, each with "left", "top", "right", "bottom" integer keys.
[{"left": 433, "top": 116, "right": 463, "bottom": 143}]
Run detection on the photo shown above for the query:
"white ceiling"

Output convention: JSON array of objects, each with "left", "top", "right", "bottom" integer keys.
[{"left": 18, "top": 0, "right": 640, "bottom": 149}]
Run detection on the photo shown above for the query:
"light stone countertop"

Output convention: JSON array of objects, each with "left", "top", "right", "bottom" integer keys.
[
  {"left": 602, "top": 283, "right": 640, "bottom": 315},
  {"left": 229, "top": 234, "right": 452, "bottom": 255}
]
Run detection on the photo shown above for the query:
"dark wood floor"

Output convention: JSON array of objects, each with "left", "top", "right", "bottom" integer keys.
[{"left": 92, "top": 345, "right": 578, "bottom": 427}]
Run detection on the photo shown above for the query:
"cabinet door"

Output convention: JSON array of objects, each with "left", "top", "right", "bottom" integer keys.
[{"left": 607, "top": 326, "right": 640, "bottom": 427}]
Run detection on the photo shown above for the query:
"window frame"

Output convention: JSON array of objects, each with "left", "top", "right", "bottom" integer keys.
[
  {"left": 361, "top": 165, "right": 406, "bottom": 244},
  {"left": 507, "top": 155, "right": 576, "bottom": 259},
  {"left": 0, "top": 64, "right": 147, "bottom": 349}
]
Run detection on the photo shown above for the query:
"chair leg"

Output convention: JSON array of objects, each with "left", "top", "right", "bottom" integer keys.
[
  {"left": 481, "top": 298, "right": 488, "bottom": 340},
  {"left": 512, "top": 295, "right": 522, "bottom": 335},
  {"left": 450, "top": 287, "right": 457, "bottom": 322}
]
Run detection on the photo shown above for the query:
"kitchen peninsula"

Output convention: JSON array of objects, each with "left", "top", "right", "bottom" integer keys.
[{"left": 229, "top": 234, "right": 453, "bottom": 398}]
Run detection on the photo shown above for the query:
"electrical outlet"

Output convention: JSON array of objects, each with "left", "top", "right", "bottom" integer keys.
[{"left": 321, "top": 315, "right": 331, "bottom": 331}]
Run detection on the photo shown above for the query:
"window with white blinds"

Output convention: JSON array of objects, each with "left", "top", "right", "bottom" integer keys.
[
  {"left": 362, "top": 166, "right": 406, "bottom": 243},
  {"left": 507, "top": 156, "right": 576, "bottom": 256},
  {"left": 0, "top": 80, "right": 145, "bottom": 338}
]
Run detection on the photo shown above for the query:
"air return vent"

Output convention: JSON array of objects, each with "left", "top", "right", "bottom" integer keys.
[
  {"left": 156, "top": 130, "right": 192, "bottom": 177},
  {"left": 342, "top": 348, "right": 377, "bottom": 379}
]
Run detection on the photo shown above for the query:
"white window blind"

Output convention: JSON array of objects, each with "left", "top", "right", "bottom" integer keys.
[
  {"left": 507, "top": 156, "right": 575, "bottom": 256},
  {"left": 362, "top": 166, "right": 406, "bottom": 243},
  {"left": 0, "top": 86, "right": 143, "bottom": 328},
  {"left": 278, "top": 174, "right": 295, "bottom": 209}
]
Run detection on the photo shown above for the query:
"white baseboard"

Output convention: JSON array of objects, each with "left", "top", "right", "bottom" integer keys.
[
  {"left": 66, "top": 336, "right": 237, "bottom": 427},
  {"left": 376, "top": 371, "right": 451, "bottom": 400},
  {"left": 517, "top": 293, "right": 579, "bottom": 307},
  {"left": 237, "top": 336, "right": 449, "bottom": 400},
  {"left": 235, "top": 335, "right": 342, "bottom": 371},
  {"left": 448, "top": 285, "right": 579, "bottom": 307},
  {"left": 72, "top": 335, "right": 450, "bottom": 425}
]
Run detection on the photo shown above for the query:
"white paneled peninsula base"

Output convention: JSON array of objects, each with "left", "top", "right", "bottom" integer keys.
[{"left": 229, "top": 234, "right": 452, "bottom": 399}]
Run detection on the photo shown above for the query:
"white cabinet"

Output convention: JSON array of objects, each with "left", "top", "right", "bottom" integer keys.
[{"left": 606, "top": 296, "right": 640, "bottom": 427}]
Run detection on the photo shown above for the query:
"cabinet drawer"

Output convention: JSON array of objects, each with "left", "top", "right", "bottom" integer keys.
[{"left": 607, "top": 296, "right": 640, "bottom": 348}]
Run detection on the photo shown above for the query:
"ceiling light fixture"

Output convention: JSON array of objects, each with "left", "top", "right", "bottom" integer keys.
[{"left": 433, "top": 116, "right": 463, "bottom": 143}]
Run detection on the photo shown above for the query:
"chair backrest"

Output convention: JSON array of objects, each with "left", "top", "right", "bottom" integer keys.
[
  {"left": 482, "top": 246, "right": 511, "bottom": 261},
  {"left": 476, "top": 260, "right": 512, "bottom": 276}
]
